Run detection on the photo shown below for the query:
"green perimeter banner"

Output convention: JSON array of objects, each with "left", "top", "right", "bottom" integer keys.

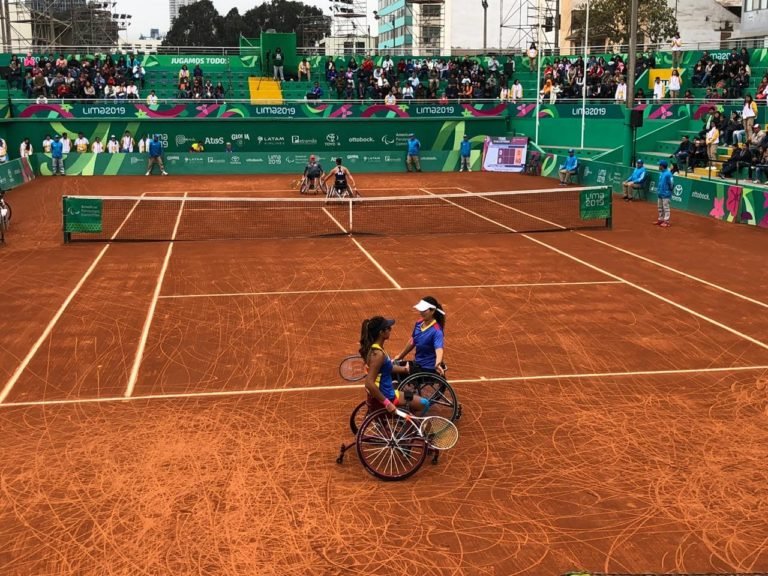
[
  {"left": 35, "top": 149, "right": 483, "bottom": 176},
  {"left": 0, "top": 157, "right": 36, "bottom": 191},
  {"left": 10, "top": 101, "right": 510, "bottom": 120},
  {"left": 6, "top": 118, "right": 504, "bottom": 154},
  {"left": 541, "top": 153, "right": 768, "bottom": 228}
]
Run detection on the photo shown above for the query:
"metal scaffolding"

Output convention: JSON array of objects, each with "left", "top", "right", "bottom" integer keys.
[
  {"left": 375, "top": 0, "right": 446, "bottom": 57},
  {"left": 330, "top": 0, "right": 367, "bottom": 38},
  {"left": 1, "top": 0, "right": 129, "bottom": 51},
  {"left": 500, "top": 0, "right": 558, "bottom": 52}
]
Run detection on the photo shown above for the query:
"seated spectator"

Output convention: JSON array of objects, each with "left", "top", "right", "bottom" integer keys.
[
  {"left": 178, "top": 64, "right": 190, "bottom": 85},
  {"left": 683, "top": 89, "right": 694, "bottom": 102},
  {"left": 689, "top": 138, "right": 708, "bottom": 168},
  {"left": 74, "top": 132, "right": 89, "bottom": 153},
  {"left": 384, "top": 91, "right": 396, "bottom": 105},
  {"left": 719, "top": 143, "right": 751, "bottom": 178},
  {"left": 193, "top": 64, "right": 204, "bottom": 79},
  {"left": 190, "top": 140, "right": 205, "bottom": 152},
  {"left": 306, "top": 81, "right": 323, "bottom": 100},
  {"left": 125, "top": 80, "right": 139, "bottom": 99},
  {"left": 756, "top": 75, "right": 768, "bottom": 100},
  {"left": 748, "top": 123, "right": 765, "bottom": 152},
  {"left": 721, "top": 111, "right": 742, "bottom": 146},
  {"left": 132, "top": 60, "right": 145, "bottom": 88},
  {"left": 752, "top": 146, "right": 768, "bottom": 183},
  {"left": 146, "top": 90, "right": 158, "bottom": 105}
]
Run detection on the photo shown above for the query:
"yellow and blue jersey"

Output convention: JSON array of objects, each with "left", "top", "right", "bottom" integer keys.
[{"left": 370, "top": 343, "right": 395, "bottom": 401}]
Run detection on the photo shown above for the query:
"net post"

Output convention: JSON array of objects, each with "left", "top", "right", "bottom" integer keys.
[
  {"left": 62, "top": 195, "right": 70, "bottom": 243},
  {"left": 606, "top": 185, "right": 613, "bottom": 230},
  {"left": 348, "top": 197, "right": 353, "bottom": 233}
]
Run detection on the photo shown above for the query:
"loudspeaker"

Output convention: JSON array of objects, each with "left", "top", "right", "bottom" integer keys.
[{"left": 630, "top": 109, "right": 644, "bottom": 129}]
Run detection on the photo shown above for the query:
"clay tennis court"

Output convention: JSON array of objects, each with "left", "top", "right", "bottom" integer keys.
[{"left": 1, "top": 172, "right": 767, "bottom": 575}]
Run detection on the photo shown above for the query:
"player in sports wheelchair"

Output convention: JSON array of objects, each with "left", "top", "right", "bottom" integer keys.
[
  {"left": 299, "top": 155, "right": 326, "bottom": 195},
  {"left": 336, "top": 317, "right": 461, "bottom": 481},
  {"left": 323, "top": 157, "right": 359, "bottom": 199}
]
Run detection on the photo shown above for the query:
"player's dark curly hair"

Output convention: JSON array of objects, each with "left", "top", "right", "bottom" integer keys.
[
  {"left": 420, "top": 296, "right": 446, "bottom": 331},
  {"left": 359, "top": 316, "right": 389, "bottom": 360}
]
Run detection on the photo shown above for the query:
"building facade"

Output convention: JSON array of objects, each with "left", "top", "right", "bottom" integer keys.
[
  {"left": 169, "top": 0, "right": 198, "bottom": 24},
  {"left": 740, "top": 0, "right": 768, "bottom": 36}
]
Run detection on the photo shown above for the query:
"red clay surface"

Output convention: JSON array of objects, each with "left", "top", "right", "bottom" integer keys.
[{"left": 1, "top": 172, "right": 767, "bottom": 575}]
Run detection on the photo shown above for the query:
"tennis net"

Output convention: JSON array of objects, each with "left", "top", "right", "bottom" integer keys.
[{"left": 62, "top": 186, "right": 612, "bottom": 242}]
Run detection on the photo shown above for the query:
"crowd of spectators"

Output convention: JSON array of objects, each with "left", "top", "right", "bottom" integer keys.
[
  {"left": 175, "top": 63, "right": 226, "bottom": 100},
  {"left": 7, "top": 52, "right": 146, "bottom": 100}
]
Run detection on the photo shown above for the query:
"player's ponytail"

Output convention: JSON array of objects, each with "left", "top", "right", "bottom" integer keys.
[
  {"left": 359, "top": 316, "right": 387, "bottom": 360},
  {"left": 421, "top": 296, "right": 446, "bottom": 331}
]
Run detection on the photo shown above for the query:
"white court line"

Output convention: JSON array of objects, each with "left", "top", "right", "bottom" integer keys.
[
  {"left": 420, "top": 189, "right": 768, "bottom": 352},
  {"left": 125, "top": 193, "right": 188, "bottom": 398},
  {"left": 456, "top": 187, "right": 768, "bottom": 311},
  {"left": 158, "top": 280, "right": 622, "bottom": 300},
  {"left": 321, "top": 206, "right": 402, "bottom": 290},
  {"left": 145, "top": 186, "right": 465, "bottom": 196},
  {"left": 0, "top": 195, "right": 148, "bottom": 405},
  {"left": 1, "top": 365, "right": 766, "bottom": 409}
]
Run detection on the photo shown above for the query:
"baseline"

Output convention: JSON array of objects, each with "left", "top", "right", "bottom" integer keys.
[{"left": 2, "top": 364, "right": 765, "bottom": 408}]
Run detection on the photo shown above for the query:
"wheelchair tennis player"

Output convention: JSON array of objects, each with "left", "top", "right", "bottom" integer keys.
[
  {"left": 393, "top": 296, "right": 447, "bottom": 377},
  {"left": 323, "top": 157, "right": 360, "bottom": 198},
  {"left": 360, "top": 316, "right": 432, "bottom": 415},
  {"left": 300, "top": 155, "right": 325, "bottom": 195}
]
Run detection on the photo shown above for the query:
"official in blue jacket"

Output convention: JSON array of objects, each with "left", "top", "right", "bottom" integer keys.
[
  {"left": 559, "top": 148, "right": 578, "bottom": 185},
  {"left": 145, "top": 134, "right": 168, "bottom": 176},
  {"left": 50, "top": 134, "right": 65, "bottom": 176},
  {"left": 406, "top": 134, "right": 421, "bottom": 173},
  {"left": 655, "top": 159, "right": 673, "bottom": 227},
  {"left": 622, "top": 159, "right": 647, "bottom": 201},
  {"left": 459, "top": 134, "right": 472, "bottom": 172}
]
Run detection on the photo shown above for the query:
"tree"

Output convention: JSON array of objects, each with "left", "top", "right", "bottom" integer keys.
[
  {"left": 163, "top": 0, "right": 222, "bottom": 47},
  {"left": 574, "top": 0, "right": 677, "bottom": 48},
  {"left": 162, "top": 0, "right": 331, "bottom": 47}
]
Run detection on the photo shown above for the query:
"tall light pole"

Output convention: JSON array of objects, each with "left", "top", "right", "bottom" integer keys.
[
  {"left": 482, "top": 0, "right": 489, "bottom": 51},
  {"left": 580, "top": 0, "right": 590, "bottom": 149},
  {"left": 623, "top": 0, "right": 639, "bottom": 167}
]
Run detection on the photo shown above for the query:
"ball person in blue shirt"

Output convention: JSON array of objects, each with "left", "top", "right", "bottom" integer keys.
[
  {"left": 393, "top": 296, "right": 446, "bottom": 377},
  {"left": 622, "top": 159, "right": 646, "bottom": 201},
  {"left": 145, "top": 134, "right": 168, "bottom": 176},
  {"left": 559, "top": 149, "right": 579, "bottom": 185},
  {"left": 360, "top": 316, "right": 431, "bottom": 414},
  {"left": 459, "top": 134, "right": 472, "bottom": 172},
  {"left": 655, "top": 159, "right": 673, "bottom": 227}
]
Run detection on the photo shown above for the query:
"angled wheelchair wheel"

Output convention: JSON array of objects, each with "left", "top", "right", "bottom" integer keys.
[
  {"left": 349, "top": 400, "right": 368, "bottom": 435},
  {"left": 397, "top": 373, "right": 460, "bottom": 422},
  {"left": 356, "top": 408, "right": 427, "bottom": 481}
]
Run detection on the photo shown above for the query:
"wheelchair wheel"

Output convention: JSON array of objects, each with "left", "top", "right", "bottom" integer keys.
[
  {"left": 356, "top": 408, "right": 427, "bottom": 481},
  {"left": 397, "top": 373, "right": 460, "bottom": 422},
  {"left": 349, "top": 400, "right": 368, "bottom": 435}
]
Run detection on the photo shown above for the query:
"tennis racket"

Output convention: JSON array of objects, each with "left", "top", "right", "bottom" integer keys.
[
  {"left": 394, "top": 409, "right": 458, "bottom": 450},
  {"left": 339, "top": 355, "right": 367, "bottom": 382}
]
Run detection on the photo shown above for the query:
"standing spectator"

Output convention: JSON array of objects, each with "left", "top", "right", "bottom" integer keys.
[
  {"left": 51, "top": 134, "right": 65, "bottom": 175},
  {"left": 705, "top": 121, "right": 720, "bottom": 166},
  {"left": 510, "top": 78, "right": 523, "bottom": 102},
  {"left": 273, "top": 47, "right": 284, "bottom": 81},
  {"left": 91, "top": 137, "right": 103, "bottom": 154},
  {"left": 655, "top": 159, "right": 673, "bottom": 227},
  {"left": 42, "top": 134, "right": 53, "bottom": 153},
  {"left": 668, "top": 70, "right": 681, "bottom": 100},
  {"left": 406, "top": 134, "right": 422, "bottom": 173},
  {"left": 74, "top": 132, "right": 89, "bottom": 153},
  {"left": 298, "top": 58, "right": 311, "bottom": 81},
  {"left": 527, "top": 42, "right": 538, "bottom": 72},
  {"left": 622, "top": 159, "right": 647, "bottom": 200},
  {"left": 138, "top": 133, "right": 151, "bottom": 154},
  {"left": 459, "top": 134, "right": 472, "bottom": 172},
  {"left": 559, "top": 149, "right": 579, "bottom": 185},
  {"left": 60, "top": 132, "right": 72, "bottom": 154},
  {"left": 120, "top": 131, "right": 134, "bottom": 153},
  {"left": 0, "top": 137, "right": 8, "bottom": 163},
  {"left": 614, "top": 77, "right": 627, "bottom": 102},
  {"left": 19, "top": 138, "right": 33, "bottom": 159},
  {"left": 742, "top": 94, "right": 758, "bottom": 136},
  {"left": 652, "top": 76, "right": 665, "bottom": 100},
  {"left": 670, "top": 32, "right": 682, "bottom": 69},
  {"left": 146, "top": 134, "right": 168, "bottom": 176},
  {"left": 107, "top": 135, "right": 120, "bottom": 154},
  {"left": 225, "top": 142, "right": 233, "bottom": 153}
]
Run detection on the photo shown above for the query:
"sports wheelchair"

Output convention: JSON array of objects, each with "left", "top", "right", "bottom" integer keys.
[
  {"left": 325, "top": 183, "right": 355, "bottom": 199},
  {"left": 337, "top": 370, "right": 461, "bottom": 481},
  {"left": 300, "top": 175, "right": 326, "bottom": 195}
]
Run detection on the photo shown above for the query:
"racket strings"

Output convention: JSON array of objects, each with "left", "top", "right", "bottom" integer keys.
[{"left": 422, "top": 417, "right": 459, "bottom": 450}]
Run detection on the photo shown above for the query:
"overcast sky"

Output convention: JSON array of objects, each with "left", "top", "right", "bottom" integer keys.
[{"left": 114, "top": 0, "right": 375, "bottom": 40}]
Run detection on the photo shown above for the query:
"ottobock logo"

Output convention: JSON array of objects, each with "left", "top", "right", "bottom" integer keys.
[{"left": 349, "top": 137, "right": 374, "bottom": 143}]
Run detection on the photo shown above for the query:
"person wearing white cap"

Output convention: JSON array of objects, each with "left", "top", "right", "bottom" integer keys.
[
  {"left": 359, "top": 316, "right": 431, "bottom": 415},
  {"left": 394, "top": 296, "right": 446, "bottom": 377}
]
